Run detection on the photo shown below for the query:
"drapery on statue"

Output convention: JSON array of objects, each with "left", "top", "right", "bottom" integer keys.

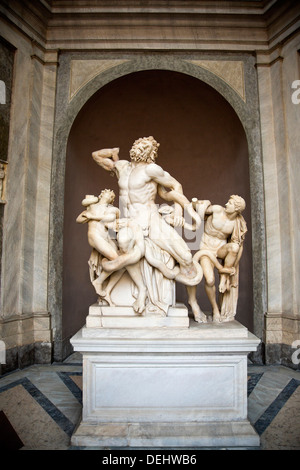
[
  {"left": 187, "top": 195, "right": 247, "bottom": 323},
  {"left": 77, "top": 136, "right": 247, "bottom": 324}
]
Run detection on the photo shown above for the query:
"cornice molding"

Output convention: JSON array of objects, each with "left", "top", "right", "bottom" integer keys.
[{"left": 0, "top": 0, "right": 299, "bottom": 53}]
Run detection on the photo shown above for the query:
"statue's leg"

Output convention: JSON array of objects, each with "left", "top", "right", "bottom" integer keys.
[
  {"left": 101, "top": 269, "right": 125, "bottom": 305},
  {"left": 187, "top": 286, "right": 207, "bottom": 323},
  {"left": 101, "top": 245, "right": 142, "bottom": 272},
  {"left": 144, "top": 244, "right": 180, "bottom": 279},
  {"left": 90, "top": 236, "right": 118, "bottom": 261},
  {"left": 201, "top": 256, "right": 221, "bottom": 322},
  {"left": 217, "top": 243, "right": 238, "bottom": 293},
  {"left": 149, "top": 215, "right": 193, "bottom": 268},
  {"left": 126, "top": 263, "right": 147, "bottom": 314},
  {"left": 94, "top": 269, "right": 111, "bottom": 297}
]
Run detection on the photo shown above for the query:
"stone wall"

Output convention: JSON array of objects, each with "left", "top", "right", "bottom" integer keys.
[
  {"left": 0, "top": 0, "right": 299, "bottom": 371},
  {"left": 257, "top": 32, "right": 300, "bottom": 367},
  {"left": 0, "top": 9, "right": 58, "bottom": 371}
]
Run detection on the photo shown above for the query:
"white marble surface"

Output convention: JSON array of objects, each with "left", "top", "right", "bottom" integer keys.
[
  {"left": 86, "top": 303, "right": 189, "bottom": 328},
  {"left": 71, "top": 321, "right": 260, "bottom": 447},
  {"left": 80, "top": 318, "right": 251, "bottom": 341},
  {"left": 71, "top": 421, "right": 260, "bottom": 448},
  {"left": 84, "top": 353, "right": 247, "bottom": 423}
]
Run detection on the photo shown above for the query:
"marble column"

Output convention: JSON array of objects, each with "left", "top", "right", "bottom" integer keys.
[
  {"left": 257, "top": 32, "right": 300, "bottom": 368},
  {"left": 0, "top": 20, "right": 58, "bottom": 372}
]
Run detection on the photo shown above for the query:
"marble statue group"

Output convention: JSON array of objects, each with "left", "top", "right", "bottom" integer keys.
[{"left": 77, "top": 136, "right": 247, "bottom": 324}]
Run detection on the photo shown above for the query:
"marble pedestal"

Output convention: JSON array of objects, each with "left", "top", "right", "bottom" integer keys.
[
  {"left": 70, "top": 319, "right": 260, "bottom": 448},
  {"left": 86, "top": 303, "right": 189, "bottom": 328}
]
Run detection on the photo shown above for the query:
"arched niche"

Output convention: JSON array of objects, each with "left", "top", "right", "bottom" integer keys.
[{"left": 50, "top": 56, "right": 266, "bottom": 361}]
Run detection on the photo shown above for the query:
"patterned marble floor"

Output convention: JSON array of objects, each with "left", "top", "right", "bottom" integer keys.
[{"left": 0, "top": 353, "right": 299, "bottom": 450}]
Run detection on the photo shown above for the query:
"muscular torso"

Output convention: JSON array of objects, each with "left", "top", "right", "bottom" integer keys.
[
  {"left": 208, "top": 209, "right": 235, "bottom": 238},
  {"left": 116, "top": 161, "right": 159, "bottom": 230},
  {"left": 94, "top": 155, "right": 194, "bottom": 266},
  {"left": 201, "top": 206, "right": 235, "bottom": 252}
]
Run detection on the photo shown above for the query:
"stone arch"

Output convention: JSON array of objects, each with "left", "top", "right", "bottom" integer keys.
[{"left": 50, "top": 55, "right": 266, "bottom": 361}]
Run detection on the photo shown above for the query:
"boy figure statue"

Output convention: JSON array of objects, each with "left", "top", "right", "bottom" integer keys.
[{"left": 188, "top": 195, "right": 247, "bottom": 323}]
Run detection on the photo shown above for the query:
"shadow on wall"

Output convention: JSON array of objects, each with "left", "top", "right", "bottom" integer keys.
[{"left": 63, "top": 70, "right": 253, "bottom": 341}]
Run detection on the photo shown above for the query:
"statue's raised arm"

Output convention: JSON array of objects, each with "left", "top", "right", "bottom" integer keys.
[{"left": 92, "top": 147, "right": 120, "bottom": 172}]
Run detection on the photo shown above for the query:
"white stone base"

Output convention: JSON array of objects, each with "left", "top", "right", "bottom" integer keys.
[
  {"left": 70, "top": 319, "right": 260, "bottom": 448},
  {"left": 85, "top": 302, "right": 189, "bottom": 329},
  {"left": 71, "top": 421, "right": 259, "bottom": 448}
]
